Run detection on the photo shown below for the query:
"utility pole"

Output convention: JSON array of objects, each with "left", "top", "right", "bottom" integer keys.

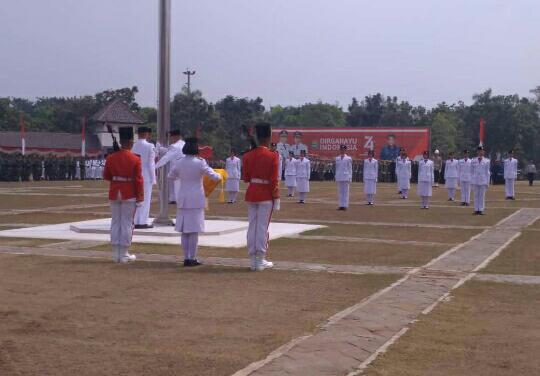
[
  {"left": 183, "top": 69, "right": 196, "bottom": 95},
  {"left": 154, "top": 0, "right": 172, "bottom": 225}
]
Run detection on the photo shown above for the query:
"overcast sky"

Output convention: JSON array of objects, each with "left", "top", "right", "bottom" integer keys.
[{"left": 1, "top": 0, "right": 539, "bottom": 109}]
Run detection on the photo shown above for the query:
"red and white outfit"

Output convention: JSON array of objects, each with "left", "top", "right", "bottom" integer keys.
[
  {"left": 103, "top": 149, "right": 144, "bottom": 263},
  {"left": 242, "top": 146, "right": 280, "bottom": 270}
]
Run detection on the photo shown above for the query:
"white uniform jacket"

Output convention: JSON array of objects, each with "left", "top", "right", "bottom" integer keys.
[
  {"left": 132, "top": 139, "right": 157, "bottom": 185},
  {"left": 285, "top": 158, "right": 297, "bottom": 176},
  {"left": 335, "top": 155, "right": 353, "bottom": 182},
  {"left": 395, "top": 157, "right": 412, "bottom": 181},
  {"left": 418, "top": 159, "right": 435, "bottom": 183},
  {"left": 363, "top": 158, "right": 378, "bottom": 181},
  {"left": 444, "top": 159, "right": 459, "bottom": 179},
  {"left": 225, "top": 156, "right": 242, "bottom": 179},
  {"left": 155, "top": 139, "right": 185, "bottom": 169},
  {"left": 459, "top": 158, "right": 472, "bottom": 182},
  {"left": 296, "top": 157, "right": 311, "bottom": 179},
  {"left": 471, "top": 157, "right": 491, "bottom": 186},
  {"left": 168, "top": 156, "right": 221, "bottom": 209},
  {"left": 503, "top": 158, "right": 518, "bottom": 179}
]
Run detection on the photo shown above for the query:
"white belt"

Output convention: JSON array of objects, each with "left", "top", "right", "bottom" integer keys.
[
  {"left": 112, "top": 176, "right": 133, "bottom": 182},
  {"left": 251, "top": 178, "right": 270, "bottom": 184}
]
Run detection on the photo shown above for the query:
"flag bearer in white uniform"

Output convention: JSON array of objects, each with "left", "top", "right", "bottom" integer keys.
[
  {"left": 296, "top": 150, "right": 311, "bottom": 204},
  {"left": 444, "top": 152, "right": 459, "bottom": 201},
  {"left": 155, "top": 129, "right": 185, "bottom": 204},
  {"left": 225, "top": 149, "right": 241, "bottom": 204},
  {"left": 363, "top": 150, "right": 378, "bottom": 205},
  {"left": 103, "top": 127, "right": 144, "bottom": 263},
  {"left": 284, "top": 151, "right": 297, "bottom": 197},
  {"left": 132, "top": 127, "right": 156, "bottom": 229},
  {"left": 503, "top": 150, "right": 518, "bottom": 200},
  {"left": 417, "top": 151, "right": 434, "bottom": 209},
  {"left": 168, "top": 138, "right": 221, "bottom": 267},
  {"left": 395, "top": 149, "right": 412, "bottom": 199},
  {"left": 335, "top": 145, "right": 353, "bottom": 210},
  {"left": 471, "top": 146, "right": 491, "bottom": 215},
  {"left": 458, "top": 149, "right": 472, "bottom": 206}
]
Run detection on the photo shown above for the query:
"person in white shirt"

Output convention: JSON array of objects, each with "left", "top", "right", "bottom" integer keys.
[
  {"left": 284, "top": 151, "right": 298, "bottom": 197},
  {"left": 270, "top": 143, "right": 283, "bottom": 182},
  {"left": 503, "top": 150, "right": 518, "bottom": 200},
  {"left": 168, "top": 138, "right": 221, "bottom": 267},
  {"left": 444, "top": 152, "right": 459, "bottom": 201},
  {"left": 131, "top": 127, "right": 157, "bottom": 228},
  {"left": 335, "top": 145, "right": 353, "bottom": 210},
  {"left": 395, "top": 149, "right": 412, "bottom": 199},
  {"left": 458, "top": 149, "right": 472, "bottom": 206},
  {"left": 363, "top": 149, "right": 378, "bottom": 205},
  {"left": 155, "top": 129, "right": 185, "bottom": 204},
  {"left": 225, "top": 149, "right": 242, "bottom": 204},
  {"left": 296, "top": 150, "right": 311, "bottom": 204},
  {"left": 471, "top": 146, "right": 491, "bottom": 215},
  {"left": 417, "top": 151, "right": 434, "bottom": 209}
]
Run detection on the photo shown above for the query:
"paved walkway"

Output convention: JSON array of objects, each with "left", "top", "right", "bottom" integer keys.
[
  {"left": 231, "top": 208, "right": 540, "bottom": 376},
  {"left": 288, "top": 234, "right": 452, "bottom": 247},
  {"left": 474, "top": 273, "right": 540, "bottom": 285}
]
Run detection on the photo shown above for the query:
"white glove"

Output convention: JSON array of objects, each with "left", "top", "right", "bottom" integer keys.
[{"left": 273, "top": 199, "right": 281, "bottom": 211}]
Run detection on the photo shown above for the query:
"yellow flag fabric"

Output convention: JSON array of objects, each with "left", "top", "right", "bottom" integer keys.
[{"left": 204, "top": 168, "right": 228, "bottom": 198}]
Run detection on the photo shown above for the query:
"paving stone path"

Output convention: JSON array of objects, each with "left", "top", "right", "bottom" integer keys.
[
  {"left": 288, "top": 234, "right": 453, "bottom": 247},
  {"left": 474, "top": 273, "right": 540, "bottom": 285},
  {"left": 231, "top": 208, "right": 540, "bottom": 376}
]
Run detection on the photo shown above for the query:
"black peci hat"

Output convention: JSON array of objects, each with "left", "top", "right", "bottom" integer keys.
[
  {"left": 477, "top": 146, "right": 484, "bottom": 151},
  {"left": 340, "top": 144, "right": 347, "bottom": 150},
  {"left": 119, "top": 127, "right": 134, "bottom": 141},
  {"left": 255, "top": 122, "right": 272, "bottom": 140},
  {"left": 279, "top": 130, "right": 288, "bottom": 136},
  {"left": 294, "top": 131, "right": 302, "bottom": 137},
  {"left": 169, "top": 129, "right": 182, "bottom": 136},
  {"left": 182, "top": 138, "right": 199, "bottom": 155}
]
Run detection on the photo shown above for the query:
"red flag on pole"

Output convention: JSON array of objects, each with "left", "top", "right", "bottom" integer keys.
[
  {"left": 19, "top": 113, "right": 26, "bottom": 156},
  {"left": 479, "top": 118, "right": 485, "bottom": 147},
  {"left": 81, "top": 116, "right": 86, "bottom": 157}
]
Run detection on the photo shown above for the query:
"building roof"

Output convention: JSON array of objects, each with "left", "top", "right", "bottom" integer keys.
[
  {"left": 0, "top": 131, "right": 100, "bottom": 151},
  {"left": 91, "top": 99, "right": 145, "bottom": 125}
]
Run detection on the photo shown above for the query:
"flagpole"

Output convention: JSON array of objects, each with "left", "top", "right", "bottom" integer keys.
[
  {"left": 81, "top": 115, "right": 86, "bottom": 157},
  {"left": 19, "top": 113, "right": 26, "bottom": 156}
]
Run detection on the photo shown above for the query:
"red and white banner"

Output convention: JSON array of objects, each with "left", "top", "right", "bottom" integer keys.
[
  {"left": 81, "top": 116, "right": 87, "bottom": 157},
  {"left": 479, "top": 118, "right": 485, "bottom": 147},
  {"left": 272, "top": 127, "right": 430, "bottom": 160},
  {"left": 19, "top": 114, "right": 26, "bottom": 156}
]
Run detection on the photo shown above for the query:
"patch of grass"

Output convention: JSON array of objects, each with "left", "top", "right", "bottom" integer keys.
[
  {"left": 0, "top": 212, "right": 108, "bottom": 225},
  {"left": 0, "top": 237, "right": 69, "bottom": 247},
  {"left": 363, "top": 280, "right": 540, "bottom": 376}
]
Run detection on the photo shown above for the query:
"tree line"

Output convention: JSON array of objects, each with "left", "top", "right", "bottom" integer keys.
[{"left": 1, "top": 85, "right": 539, "bottom": 161}]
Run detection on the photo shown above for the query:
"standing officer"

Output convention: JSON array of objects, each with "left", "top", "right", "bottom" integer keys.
[
  {"left": 335, "top": 145, "right": 352, "bottom": 210},
  {"left": 471, "top": 146, "right": 491, "bottom": 215},
  {"left": 444, "top": 151, "right": 459, "bottom": 201},
  {"left": 276, "top": 130, "right": 290, "bottom": 177},
  {"left": 291, "top": 131, "right": 308, "bottom": 157},
  {"left": 296, "top": 149, "right": 311, "bottom": 204},
  {"left": 458, "top": 149, "right": 472, "bottom": 206},
  {"left": 417, "top": 151, "right": 434, "bottom": 209},
  {"left": 103, "top": 127, "right": 144, "bottom": 263},
  {"left": 433, "top": 150, "right": 443, "bottom": 187},
  {"left": 132, "top": 127, "right": 156, "bottom": 229},
  {"left": 284, "top": 151, "right": 297, "bottom": 197},
  {"left": 503, "top": 150, "right": 518, "bottom": 200},
  {"left": 225, "top": 148, "right": 242, "bottom": 204},
  {"left": 155, "top": 129, "right": 185, "bottom": 204},
  {"left": 270, "top": 143, "right": 283, "bottom": 181},
  {"left": 242, "top": 122, "right": 280, "bottom": 271},
  {"left": 363, "top": 149, "right": 378, "bottom": 205},
  {"left": 395, "top": 149, "right": 412, "bottom": 199}
]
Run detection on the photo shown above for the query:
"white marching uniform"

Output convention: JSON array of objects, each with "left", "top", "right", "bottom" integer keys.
[
  {"left": 132, "top": 139, "right": 156, "bottom": 226},
  {"left": 168, "top": 156, "right": 221, "bottom": 260},
  {"left": 156, "top": 139, "right": 185, "bottom": 202},
  {"left": 335, "top": 154, "right": 353, "bottom": 208},
  {"left": 417, "top": 159, "right": 434, "bottom": 207},
  {"left": 296, "top": 157, "right": 311, "bottom": 201},
  {"left": 444, "top": 159, "right": 459, "bottom": 200},
  {"left": 504, "top": 158, "right": 518, "bottom": 198},
  {"left": 225, "top": 156, "right": 242, "bottom": 203},
  {"left": 363, "top": 158, "right": 378, "bottom": 203},
  {"left": 459, "top": 158, "right": 472, "bottom": 204},
  {"left": 395, "top": 157, "right": 412, "bottom": 198},
  {"left": 284, "top": 157, "right": 297, "bottom": 196},
  {"left": 471, "top": 157, "right": 491, "bottom": 212}
]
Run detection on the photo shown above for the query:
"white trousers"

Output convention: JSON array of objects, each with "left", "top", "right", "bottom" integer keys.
[
  {"left": 401, "top": 189, "right": 409, "bottom": 198},
  {"left": 421, "top": 196, "right": 430, "bottom": 207},
  {"left": 134, "top": 181, "right": 153, "bottom": 225},
  {"left": 287, "top": 186, "right": 295, "bottom": 196},
  {"left": 110, "top": 199, "right": 136, "bottom": 247},
  {"left": 168, "top": 178, "right": 176, "bottom": 202},
  {"left": 460, "top": 180, "right": 471, "bottom": 203},
  {"left": 181, "top": 232, "right": 199, "bottom": 260},
  {"left": 337, "top": 181, "right": 350, "bottom": 208},
  {"left": 448, "top": 188, "right": 456, "bottom": 200},
  {"left": 473, "top": 184, "right": 487, "bottom": 212},
  {"left": 227, "top": 191, "right": 239, "bottom": 202},
  {"left": 247, "top": 201, "right": 273, "bottom": 256},
  {"left": 505, "top": 178, "right": 515, "bottom": 197}
]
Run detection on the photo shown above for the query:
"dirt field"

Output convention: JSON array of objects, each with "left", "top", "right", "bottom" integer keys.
[
  {"left": 363, "top": 281, "right": 540, "bottom": 376},
  {"left": 0, "top": 253, "right": 396, "bottom": 376}
]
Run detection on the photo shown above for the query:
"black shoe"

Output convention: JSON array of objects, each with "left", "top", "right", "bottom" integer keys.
[
  {"left": 287, "top": 194, "right": 293, "bottom": 197},
  {"left": 511, "top": 197, "right": 516, "bottom": 200},
  {"left": 337, "top": 207, "right": 345, "bottom": 210},
  {"left": 478, "top": 211, "right": 484, "bottom": 215},
  {"left": 134, "top": 224, "right": 145, "bottom": 229},
  {"left": 184, "top": 259, "right": 202, "bottom": 267},
  {"left": 169, "top": 201, "right": 177, "bottom": 205},
  {"left": 461, "top": 202, "right": 466, "bottom": 206},
  {"left": 299, "top": 200, "right": 305, "bottom": 204},
  {"left": 473, "top": 211, "right": 480, "bottom": 215},
  {"left": 183, "top": 259, "right": 191, "bottom": 267}
]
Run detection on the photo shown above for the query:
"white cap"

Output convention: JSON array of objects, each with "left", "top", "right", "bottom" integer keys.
[{"left": 434, "top": 149, "right": 440, "bottom": 154}]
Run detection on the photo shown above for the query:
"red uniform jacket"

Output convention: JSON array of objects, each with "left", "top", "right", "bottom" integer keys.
[
  {"left": 242, "top": 146, "right": 280, "bottom": 202},
  {"left": 103, "top": 149, "right": 144, "bottom": 202}
]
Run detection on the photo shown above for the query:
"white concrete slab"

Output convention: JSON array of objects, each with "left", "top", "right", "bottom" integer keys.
[{"left": 0, "top": 218, "right": 323, "bottom": 248}]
